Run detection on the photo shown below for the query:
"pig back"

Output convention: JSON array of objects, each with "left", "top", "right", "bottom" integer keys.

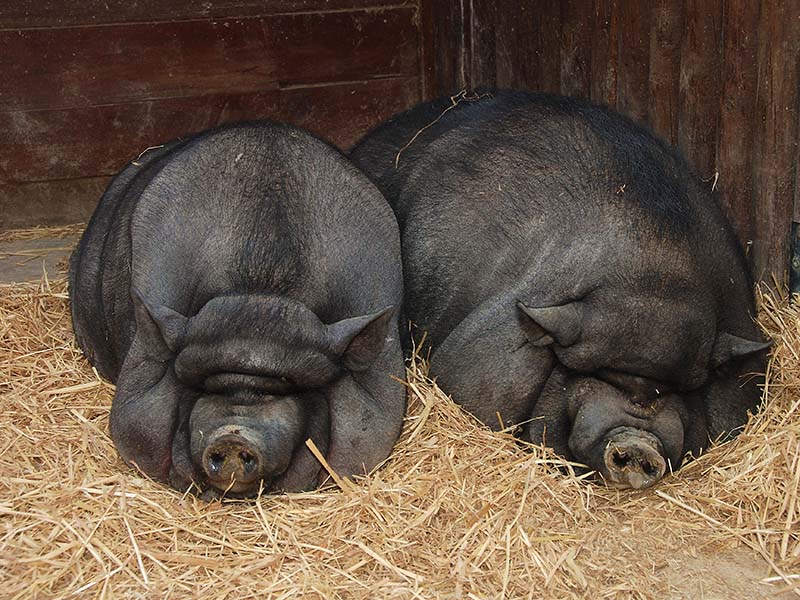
[
  {"left": 72, "top": 121, "right": 402, "bottom": 381},
  {"left": 353, "top": 91, "right": 754, "bottom": 348}
]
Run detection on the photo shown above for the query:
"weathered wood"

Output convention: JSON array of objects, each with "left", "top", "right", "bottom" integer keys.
[
  {"left": 0, "top": 178, "right": 111, "bottom": 230},
  {"left": 429, "top": 0, "right": 467, "bottom": 95},
  {"left": 493, "top": 2, "right": 541, "bottom": 90},
  {"left": 418, "top": 0, "right": 436, "bottom": 99},
  {"left": 647, "top": 0, "right": 684, "bottom": 145},
  {"left": 0, "top": 0, "right": 400, "bottom": 29},
  {"left": 0, "top": 9, "right": 419, "bottom": 112},
  {"left": 616, "top": 0, "right": 650, "bottom": 123},
  {"left": 470, "top": 0, "right": 496, "bottom": 89},
  {"left": 537, "top": 1, "right": 562, "bottom": 94},
  {"left": 751, "top": 0, "right": 800, "bottom": 284},
  {"left": 560, "top": 0, "right": 593, "bottom": 97},
  {"left": 0, "top": 77, "right": 420, "bottom": 228},
  {"left": 0, "top": 78, "right": 420, "bottom": 183},
  {"left": 678, "top": 0, "right": 723, "bottom": 179},
  {"left": 590, "top": 0, "right": 619, "bottom": 107},
  {"left": 715, "top": 0, "right": 759, "bottom": 247}
]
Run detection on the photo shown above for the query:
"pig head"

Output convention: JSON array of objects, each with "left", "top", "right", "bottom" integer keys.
[
  {"left": 517, "top": 276, "right": 768, "bottom": 489},
  {"left": 111, "top": 291, "right": 396, "bottom": 497}
]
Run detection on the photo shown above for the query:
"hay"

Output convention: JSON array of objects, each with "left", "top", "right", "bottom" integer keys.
[
  {"left": 1, "top": 236, "right": 798, "bottom": 598},
  {"left": 0, "top": 224, "right": 85, "bottom": 244}
]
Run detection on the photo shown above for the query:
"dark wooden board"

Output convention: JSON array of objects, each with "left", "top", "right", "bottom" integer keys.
[
  {"left": 590, "top": 0, "right": 619, "bottom": 107},
  {"left": 428, "top": 0, "right": 467, "bottom": 96},
  {"left": 750, "top": 0, "right": 800, "bottom": 283},
  {"left": 493, "top": 3, "right": 541, "bottom": 91},
  {"left": 0, "top": 9, "right": 419, "bottom": 111},
  {"left": 616, "top": 0, "right": 650, "bottom": 124},
  {"left": 647, "top": 0, "right": 683, "bottom": 145},
  {"left": 678, "top": 0, "right": 722, "bottom": 179},
  {"left": 0, "top": 77, "right": 419, "bottom": 227},
  {"left": 0, "top": 178, "right": 112, "bottom": 230},
  {"left": 560, "top": 0, "right": 593, "bottom": 97},
  {"left": 537, "top": 1, "right": 562, "bottom": 94},
  {"left": 1, "top": 77, "right": 419, "bottom": 183},
  {"left": 716, "top": 0, "right": 759, "bottom": 246},
  {"left": 0, "top": 1, "right": 403, "bottom": 28}
]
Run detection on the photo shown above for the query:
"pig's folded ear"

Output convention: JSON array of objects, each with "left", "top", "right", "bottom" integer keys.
[
  {"left": 131, "top": 287, "right": 188, "bottom": 355},
  {"left": 517, "top": 300, "right": 583, "bottom": 347},
  {"left": 326, "top": 305, "right": 397, "bottom": 372},
  {"left": 710, "top": 332, "right": 772, "bottom": 368}
]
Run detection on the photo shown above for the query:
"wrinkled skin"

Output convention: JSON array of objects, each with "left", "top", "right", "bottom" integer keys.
[
  {"left": 70, "top": 122, "right": 405, "bottom": 498},
  {"left": 352, "top": 91, "right": 769, "bottom": 489}
]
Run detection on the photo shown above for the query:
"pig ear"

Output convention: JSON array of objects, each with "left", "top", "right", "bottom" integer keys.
[
  {"left": 131, "top": 288, "right": 188, "bottom": 355},
  {"left": 327, "top": 305, "right": 397, "bottom": 372},
  {"left": 517, "top": 300, "right": 583, "bottom": 347},
  {"left": 710, "top": 332, "right": 771, "bottom": 368}
]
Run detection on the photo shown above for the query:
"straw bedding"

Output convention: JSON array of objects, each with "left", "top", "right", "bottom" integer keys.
[{"left": 1, "top": 233, "right": 798, "bottom": 598}]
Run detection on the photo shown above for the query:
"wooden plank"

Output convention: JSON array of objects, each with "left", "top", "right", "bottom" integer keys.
[
  {"left": 0, "top": 9, "right": 419, "bottom": 111},
  {"left": 418, "top": 0, "right": 436, "bottom": 99},
  {"left": 647, "top": 0, "right": 684, "bottom": 145},
  {"left": 494, "top": 3, "right": 541, "bottom": 90},
  {"left": 590, "top": 0, "right": 619, "bottom": 107},
  {"left": 469, "top": 0, "right": 497, "bottom": 89},
  {"left": 537, "top": 1, "right": 562, "bottom": 93},
  {"left": 0, "top": 1, "right": 400, "bottom": 29},
  {"left": 751, "top": 0, "right": 800, "bottom": 284},
  {"left": 560, "top": 0, "right": 593, "bottom": 97},
  {"left": 428, "top": 0, "right": 467, "bottom": 95},
  {"left": 0, "top": 78, "right": 421, "bottom": 184},
  {"left": 616, "top": 0, "right": 650, "bottom": 124},
  {"left": 0, "top": 178, "right": 111, "bottom": 230},
  {"left": 715, "top": 0, "right": 759, "bottom": 247},
  {"left": 677, "top": 0, "right": 723, "bottom": 179}
]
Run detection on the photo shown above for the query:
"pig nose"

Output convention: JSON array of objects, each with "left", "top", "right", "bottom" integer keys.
[
  {"left": 202, "top": 432, "right": 266, "bottom": 489},
  {"left": 603, "top": 428, "right": 667, "bottom": 489}
]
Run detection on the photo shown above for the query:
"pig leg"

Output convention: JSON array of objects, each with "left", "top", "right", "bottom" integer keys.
[{"left": 430, "top": 303, "right": 556, "bottom": 433}]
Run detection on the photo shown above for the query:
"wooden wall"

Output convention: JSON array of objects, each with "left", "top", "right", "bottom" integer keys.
[
  {"left": 2, "top": 1, "right": 798, "bottom": 284},
  {"left": 430, "top": 0, "right": 800, "bottom": 285},
  {"left": 0, "top": 1, "right": 432, "bottom": 229}
]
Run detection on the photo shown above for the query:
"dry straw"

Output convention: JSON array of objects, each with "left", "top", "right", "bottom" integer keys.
[{"left": 1, "top": 237, "right": 798, "bottom": 598}]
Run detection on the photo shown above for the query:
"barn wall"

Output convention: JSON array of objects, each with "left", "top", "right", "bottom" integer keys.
[
  {"left": 430, "top": 0, "right": 800, "bottom": 285},
  {"left": 0, "top": 1, "right": 431, "bottom": 229}
]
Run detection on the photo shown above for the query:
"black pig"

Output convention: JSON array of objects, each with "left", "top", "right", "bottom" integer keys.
[
  {"left": 70, "top": 122, "right": 405, "bottom": 497},
  {"left": 351, "top": 91, "right": 769, "bottom": 489}
]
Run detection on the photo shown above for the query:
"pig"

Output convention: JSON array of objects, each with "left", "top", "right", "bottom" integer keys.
[
  {"left": 351, "top": 90, "right": 769, "bottom": 489},
  {"left": 69, "top": 121, "right": 406, "bottom": 498}
]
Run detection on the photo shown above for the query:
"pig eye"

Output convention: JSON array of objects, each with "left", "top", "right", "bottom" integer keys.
[
  {"left": 202, "top": 372, "right": 297, "bottom": 395},
  {"left": 597, "top": 369, "right": 670, "bottom": 399}
]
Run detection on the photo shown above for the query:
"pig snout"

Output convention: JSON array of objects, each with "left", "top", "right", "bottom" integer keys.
[
  {"left": 602, "top": 427, "right": 666, "bottom": 489},
  {"left": 565, "top": 376, "right": 684, "bottom": 490},
  {"left": 201, "top": 426, "right": 268, "bottom": 491}
]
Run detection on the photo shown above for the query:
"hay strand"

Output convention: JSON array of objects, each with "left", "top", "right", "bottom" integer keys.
[{"left": 1, "top": 229, "right": 798, "bottom": 598}]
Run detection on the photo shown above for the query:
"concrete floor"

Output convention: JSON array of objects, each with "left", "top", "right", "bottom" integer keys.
[{"left": 0, "top": 236, "right": 79, "bottom": 283}]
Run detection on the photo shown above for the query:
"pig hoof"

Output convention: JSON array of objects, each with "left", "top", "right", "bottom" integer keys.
[
  {"left": 603, "top": 430, "right": 667, "bottom": 489},
  {"left": 202, "top": 433, "right": 267, "bottom": 492}
]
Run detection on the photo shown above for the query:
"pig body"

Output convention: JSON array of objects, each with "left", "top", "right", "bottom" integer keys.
[
  {"left": 70, "top": 121, "right": 406, "bottom": 497},
  {"left": 351, "top": 91, "right": 768, "bottom": 489}
]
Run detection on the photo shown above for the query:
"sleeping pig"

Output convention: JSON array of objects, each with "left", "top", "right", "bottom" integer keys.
[
  {"left": 70, "top": 121, "right": 405, "bottom": 498},
  {"left": 351, "top": 91, "right": 769, "bottom": 489}
]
